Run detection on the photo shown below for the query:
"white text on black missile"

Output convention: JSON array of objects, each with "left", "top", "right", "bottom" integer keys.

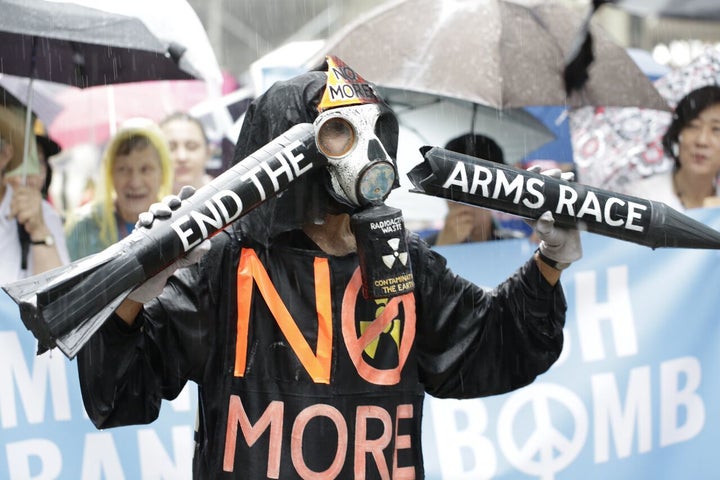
[{"left": 442, "top": 161, "right": 648, "bottom": 232}]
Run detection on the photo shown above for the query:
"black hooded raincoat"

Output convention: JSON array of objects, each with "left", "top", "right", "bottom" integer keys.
[{"left": 77, "top": 71, "right": 567, "bottom": 479}]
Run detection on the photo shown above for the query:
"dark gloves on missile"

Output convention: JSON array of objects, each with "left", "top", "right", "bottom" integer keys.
[
  {"left": 128, "top": 185, "right": 211, "bottom": 303},
  {"left": 527, "top": 167, "right": 583, "bottom": 270}
]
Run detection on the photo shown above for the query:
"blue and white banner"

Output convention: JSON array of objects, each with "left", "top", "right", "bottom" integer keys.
[
  {"left": 0, "top": 291, "right": 197, "bottom": 479},
  {"left": 423, "top": 207, "right": 720, "bottom": 480},
  {"left": 2, "top": 208, "right": 720, "bottom": 479}
]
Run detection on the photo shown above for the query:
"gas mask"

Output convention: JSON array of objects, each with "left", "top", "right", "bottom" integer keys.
[
  {"left": 314, "top": 103, "right": 399, "bottom": 208},
  {"left": 313, "top": 101, "right": 413, "bottom": 300}
]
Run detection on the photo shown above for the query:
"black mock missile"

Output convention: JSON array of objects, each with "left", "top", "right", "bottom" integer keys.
[
  {"left": 3, "top": 123, "right": 325, "bottom": 358},
  {"left": 408, "top": 146, "right": 720, "bottom": 250}
]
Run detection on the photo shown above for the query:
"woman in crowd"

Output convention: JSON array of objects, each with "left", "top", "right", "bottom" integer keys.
[
  {"left": 65, "top": 119, "right": 173, "bottom": 260},
  {"left": 0, "top": 106, "right": 69, "bottom": 284},
  {"left": 627, "top": 85, "right": 720, "bottom": 210},
  {"left": 160, "top": 112, "right": 214, "bottom": 193}
]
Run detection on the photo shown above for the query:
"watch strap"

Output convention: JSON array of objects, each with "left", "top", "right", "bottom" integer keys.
[
  {"left": 30, "top": 236, "right": 54, "bottom": 246},
  {"left": 536, "top": 248, "right": 571, "bottom": 271}
]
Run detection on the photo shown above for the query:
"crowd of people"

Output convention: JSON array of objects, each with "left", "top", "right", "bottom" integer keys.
[
  {"left": 0, "top": 104, "right": 217, "bottom": 283},
  {"left": 1, "top": 52, "right": 719, "bottom": 477},
  {"left": 2, "top": 82, "right": 719, "bottom": 281}
]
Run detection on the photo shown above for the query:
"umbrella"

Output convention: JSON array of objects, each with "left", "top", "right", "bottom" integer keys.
[
  {"left": 0, "top": 0, "right": 222, "bottom": 172},
  {"left": 613, "top": 0, "right": 720, "bottom": 20},
  {"left": 46, "top": 80, "right": 218, "bottom": 149},
  {"left": 520, "top": 47, "right": 671, "bottom": 168},
  {"left": 0, "top": 0, "right": 222, "bottom": 264},
  {"left": 378, "top": 87, "right": 555, "bottom": 166},
  {"left": 0, "top": 0, "right": 221, "bottom": 88},
  {"left": 570, "top": 45, "right": 720, "bottom": 191},
  {"left": 311, "top": 0, "right": 669, "bottom": 111},
  {"left": 0, "top": 74, "right": 68, "bottom": 126}
]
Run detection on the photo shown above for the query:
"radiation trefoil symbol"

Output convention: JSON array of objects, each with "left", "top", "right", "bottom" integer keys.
[
  {"left": 381, "top": 238, "right": 408, "bottom": 269},
  {"left": 359, "top": 319, "right": 401, "bottom": 358}
]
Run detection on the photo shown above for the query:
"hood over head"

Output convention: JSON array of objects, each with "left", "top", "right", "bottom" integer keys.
[{"left": 231, "top": 58, "right": 399, "bottom": 246}]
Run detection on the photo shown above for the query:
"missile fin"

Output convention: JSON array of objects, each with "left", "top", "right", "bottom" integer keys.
[{"left": 54, "top": 287, "right": 133, "bottom": 359}]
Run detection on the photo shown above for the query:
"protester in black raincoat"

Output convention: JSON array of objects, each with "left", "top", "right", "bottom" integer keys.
[{"left": 77, "top": 57, "right": 581, "bottom": 479}]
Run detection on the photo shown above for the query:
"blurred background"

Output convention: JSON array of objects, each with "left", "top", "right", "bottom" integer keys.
[{"left": 188, "top": 0, "right": 720, "bottom": 78}]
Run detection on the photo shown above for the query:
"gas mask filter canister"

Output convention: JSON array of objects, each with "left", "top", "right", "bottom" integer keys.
[{"left": 350, "top": 204, "right": 414, "bottom": 299}]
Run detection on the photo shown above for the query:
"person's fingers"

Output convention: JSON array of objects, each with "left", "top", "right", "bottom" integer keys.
[
  {"left": 161, "top": 194, "right": 182, "bottom": 211},
  {"left": 535, "top": 210, "right": 555, "bottom": 236},
  {"left": 137, "top": 211, "right": 155, "bottom": 228},
  {"left": 561, "top": 171, "right": 575, "bottom": 182},
  {"left": 178, "top": 185, "right": 196, "bottom": 201},
  {"left": 10, "top": 188, "right": 42, "bottom": 221},
  {"left": 540, "top": 168, "right": 563, "bottom": 179},
  {"left": 527, "top": 165, "right": 542, "bottom": 174},
  {"left": 149, "top": 202, "right": 173, "bottom": 218}
]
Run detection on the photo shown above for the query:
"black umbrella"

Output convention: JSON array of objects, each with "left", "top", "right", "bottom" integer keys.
[
  {"left": 0, "top": 0, "right": 222, "bottom": 164},
  {"left": 0, "top": 0, "right": 194, "bottom": 88},
  {"left": 0, "top": 0, "right": 222, "bottom": 272}
]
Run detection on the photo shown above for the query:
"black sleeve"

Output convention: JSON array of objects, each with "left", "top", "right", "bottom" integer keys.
[
  {"left": 410, "top": 234, "right": 566, "bottom": 399},
  {"left": 76, "top": 233, "right": 228, "bottom": 429}
]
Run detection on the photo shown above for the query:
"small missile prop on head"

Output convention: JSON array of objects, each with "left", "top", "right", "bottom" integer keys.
[
  {"left": 407, "top": 146, "right": 720, "bottom": 250},
  {"left": 3, "top": 123, "right": 326, "bottom": 359}
]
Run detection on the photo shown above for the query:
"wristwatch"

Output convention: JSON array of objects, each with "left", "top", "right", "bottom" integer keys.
[
  {"left": 536, "top": 248, "right": 571, "bottom": 271},
  {"left": 30, "top": 235, "right": 55, "bottom": 246}
]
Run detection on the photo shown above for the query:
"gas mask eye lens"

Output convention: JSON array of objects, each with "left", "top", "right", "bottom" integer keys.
[{"left": 317, "top": 117, "right": 355, "bottom": 158}]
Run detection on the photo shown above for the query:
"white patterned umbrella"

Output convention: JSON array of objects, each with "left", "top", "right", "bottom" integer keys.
[{"left": 570, "top": 45, "right": 720, "bottom": 192}]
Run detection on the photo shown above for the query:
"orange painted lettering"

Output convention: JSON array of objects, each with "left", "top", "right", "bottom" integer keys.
[
  {"left": 235, "top": 249, "right": 333, "bottom": 383},
  {"left": 354, "top": 406, "right": 392, "bottom": 480},
  {"left": 393, "top": 404, "right": 415, "bottom": 479},
  {"left": 342, "top": 268, "right": 416, "bottom": 385},
  {"left": 291, "top": 404, "right": 347, "bottom": 479},
  {"left": 223, "top": 395, "right": 283, "bottom": 477}
]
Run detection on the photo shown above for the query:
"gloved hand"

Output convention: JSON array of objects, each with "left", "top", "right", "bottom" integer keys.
[
  {"left": 527, "top": 166, "right": 582, "bottom": 269},
  {"left": 129, "top": 185, "right": 209, "bottom": 303},
  {"left": 137, "top": 185, "right": 196, "bottom": 228}
]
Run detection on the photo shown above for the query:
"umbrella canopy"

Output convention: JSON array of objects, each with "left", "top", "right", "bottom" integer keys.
[
  {"left": 312, "top": 0, "right": 669, "bottom": 111},
  {"left": 570, "top": 45, "right": 720, "bottom": 191},
  {"left": 0, "top": 0, "right": 222, "bottom": 179},
  {"left": 0, "top": 74, "right": 68, "bottom": 125},
  {"left": 0, "top": 0, "right": 222, "bottom": 88},
  {"left": 46, "top": 80, "right": 215, "bottom": 149},
  {"left": 614, "top": 0, "right": 720, "bottom": 20},
  {"left": 378, "top": 87, "right": 555, "bottom": 166}
]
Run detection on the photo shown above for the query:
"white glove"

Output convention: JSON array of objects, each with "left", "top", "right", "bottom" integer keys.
[
  {"left": 128, "top": 240, "right": 211, "bottom": 303},
  {"left": 527, "top": 166, "right": 582, "bottom": 269},
  {"left": 129, "top": 185, "right": 208, "bottom": 304},
  {"left": 137, "top": 185, "right": 196, "bottom": 228}
]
